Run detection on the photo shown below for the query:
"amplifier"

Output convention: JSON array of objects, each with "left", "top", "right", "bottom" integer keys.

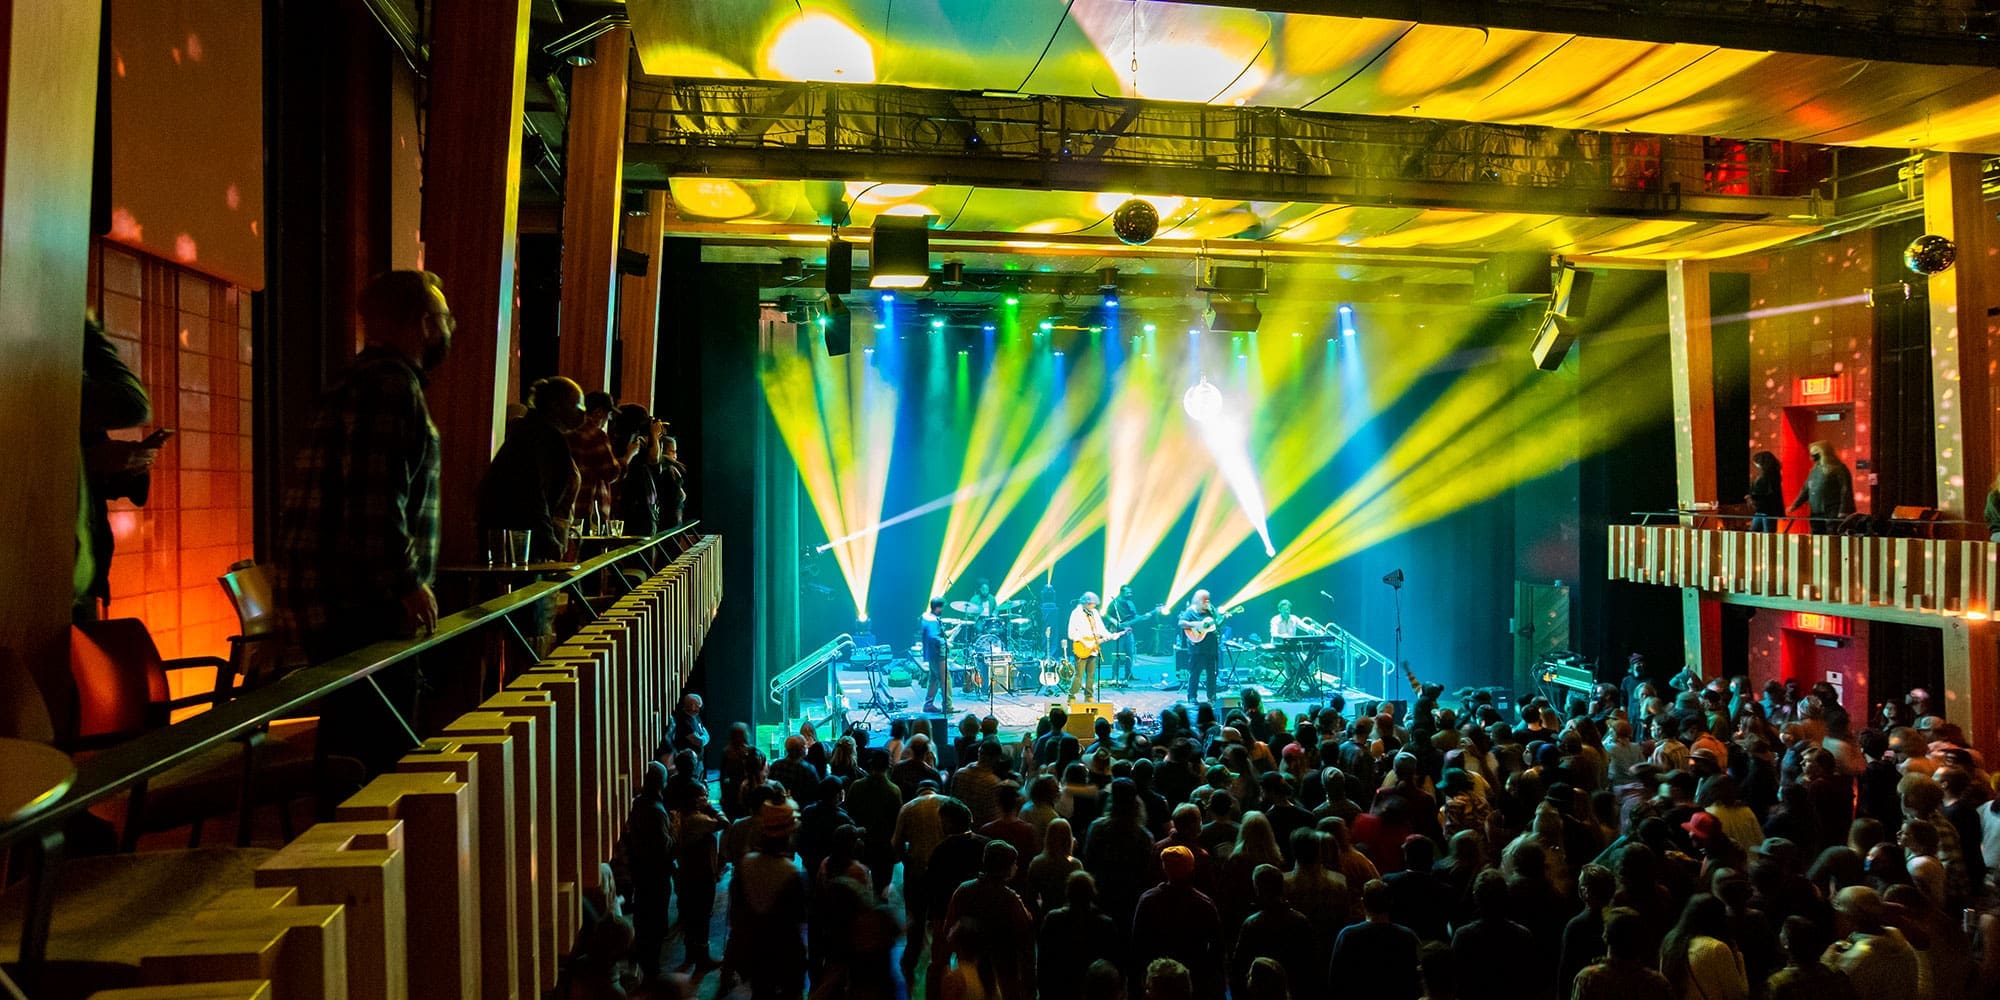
[{"left": 1065, "top": 702, "right": 1114, "bottom": 738}]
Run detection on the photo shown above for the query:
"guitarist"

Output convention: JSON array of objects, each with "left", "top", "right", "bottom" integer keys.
[
  {"left": 1068, "top": 592, "right": 1124, "bottom": 702},
  {"left": 921, "top": 597, "right": 953, "bottom": 714},
  {"left": 1178, "top": 589, "right": 1224, "bottom": 704}
]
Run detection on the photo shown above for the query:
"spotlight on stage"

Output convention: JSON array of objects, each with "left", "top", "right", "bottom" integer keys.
[
  {"left": 869, "top": 216, "right": 931, "bottom": 289},
  {"left": 1382, "top": 568, "right": 1405, "bottom": 589},
  {"left": 1183, "top": 378, "right": 1224, "bottom": 423},
  {"left": 823, "top": 296, "right": 852, "bottom": 357}
]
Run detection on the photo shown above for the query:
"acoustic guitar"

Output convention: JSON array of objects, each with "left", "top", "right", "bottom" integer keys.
[
  {"left": 1071, "top": 629, "right": 1131, "bottom": 660},
  {"left": 1181, "top": 605, "right": 1244, "bottom": 644}
]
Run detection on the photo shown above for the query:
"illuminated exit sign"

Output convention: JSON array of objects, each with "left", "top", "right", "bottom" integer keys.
[
  {"left": 1798, "top": 376, "right": 1835, "bottom": 397},
  {"left": 1794, "top": 612, "right": 1833, "bottom": 633}
]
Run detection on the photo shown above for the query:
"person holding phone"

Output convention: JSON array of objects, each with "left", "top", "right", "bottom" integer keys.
[{"left": 76, "top": 316, "right": 157, "bottom": 621}]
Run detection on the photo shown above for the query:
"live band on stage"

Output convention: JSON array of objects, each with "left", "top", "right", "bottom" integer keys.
[{"left": 907, "top": 577, "right": 1351, "bottom": 716}]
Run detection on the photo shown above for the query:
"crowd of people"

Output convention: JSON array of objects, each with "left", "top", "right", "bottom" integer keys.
[{"left": 586, "top": 664, "right": 2000, "bottom": 1000}]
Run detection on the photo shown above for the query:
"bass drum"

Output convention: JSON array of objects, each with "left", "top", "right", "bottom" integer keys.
[{"left": 971, "top": 633, "right": 1008, "bottom": 661}]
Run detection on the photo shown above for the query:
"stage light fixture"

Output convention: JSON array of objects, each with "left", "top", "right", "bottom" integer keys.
[
  {"left": 780, "top": 256, "right": 805, "bottom": 279},
  {"left": 869, "top": 216, "right": 931, "bottom": 289},
  {"left": 1142, "top": 323, "right": 1156, "bottom": 333},
  {"left": 942, "top": 261, "right": 966, "bottom": 285},
  {"left": 930, "top": 318, "right": 945, "bottom": 330},
  {"left": 1004, "top": 296, "right": 1020, "bottom": 306},
  {"left": 1098, "top": 266, "right": 1120, "bottom": 290}
]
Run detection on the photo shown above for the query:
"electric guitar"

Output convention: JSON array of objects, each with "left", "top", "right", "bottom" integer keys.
[
  {"left": 1182, "top": 605, "right": 1244, "bottom": 644},
  {"left": 1072, "top": 629, "right": 1131, "bottom": 660}
]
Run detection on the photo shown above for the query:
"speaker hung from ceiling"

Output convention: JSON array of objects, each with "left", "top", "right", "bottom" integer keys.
[
  {"left": 870, "top": 216, "right": 931, "bottom": 289},
  {"left": 826, "top": 236, "right": 853, "bottom": 295}
]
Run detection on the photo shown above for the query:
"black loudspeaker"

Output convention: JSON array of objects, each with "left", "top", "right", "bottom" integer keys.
[
  {"left": 825, "top": 237, "right": 853, "bottom": 295},
  {"left": 1530, "top": 313, "right": 1578, "bottom": 371},
  {"left": 1473, "top": 252, "right": 1555, "bottom": 302},
  {"left": 617, "top": 247, "right": 649, "bottom": 276},
  {"left": 824, "top": 296, "right": 851, "bottom": 357}
]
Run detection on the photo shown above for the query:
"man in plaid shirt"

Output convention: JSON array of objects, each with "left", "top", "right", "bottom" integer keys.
[
  {"left": 276, "top": 271, "right": 451, "bottom": 767},
  {"left": 567, "top": 391, "right": 633, "bottom": 526}
]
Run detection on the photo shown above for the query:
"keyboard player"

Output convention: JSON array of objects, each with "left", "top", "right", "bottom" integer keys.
[{"left": 1270, "top": 600, "right": 1306, "bottom": 638}]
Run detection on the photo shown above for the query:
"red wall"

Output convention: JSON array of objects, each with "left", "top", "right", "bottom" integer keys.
[{"left": 1745, "top": 230, "right": 1877, "bottom": 521}]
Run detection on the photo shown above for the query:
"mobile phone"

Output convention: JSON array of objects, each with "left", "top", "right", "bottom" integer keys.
[{"left": 141, "top": 427, "right": 176, "bottom": 448}]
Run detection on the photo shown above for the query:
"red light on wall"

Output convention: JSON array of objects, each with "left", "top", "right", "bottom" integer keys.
[
  {"left": 1793, "top": 612, "right": 1832, "bottom": 633},
  {"left": 1798, "top": 376, "right": 1834, "bottom": 398}
]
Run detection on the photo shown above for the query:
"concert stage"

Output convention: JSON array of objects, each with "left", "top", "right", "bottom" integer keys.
[{"left": 824, "top": 649, "right": 1387, "bottom": 738}]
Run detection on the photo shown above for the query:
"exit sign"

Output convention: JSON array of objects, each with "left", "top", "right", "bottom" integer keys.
[
  {"left": 1799, "top": 376, "right": 1834, "bottom": 397},
  {"left": 1794, "top": 612, "right": 1833, "bottom": 632}
]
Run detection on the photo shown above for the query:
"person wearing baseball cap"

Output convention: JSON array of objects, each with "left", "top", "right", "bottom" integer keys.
[
  {"left": 1132, "top": 845, "right": 1223, "bottom": 995},
  {"left": 727, "top": 796, "right": 808, "bottom": 997}
]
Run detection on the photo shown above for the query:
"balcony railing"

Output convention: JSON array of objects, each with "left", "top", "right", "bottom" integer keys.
[{"left": 1608, "top": 521, "right": 2000, "bottom": 622}]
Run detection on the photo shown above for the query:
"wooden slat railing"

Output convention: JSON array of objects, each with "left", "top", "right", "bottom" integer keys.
[{"left": 1608, "top": 523, "right": 2000, "bottom": 621}]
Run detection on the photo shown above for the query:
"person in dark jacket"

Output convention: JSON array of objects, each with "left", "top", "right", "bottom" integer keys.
[
  {"left": 1747, "top": 450, "right": 1784, "bottom": 533},
  {"left": 1038, "top": 872, "right": 1120, "bottom": 1000},
  {"left": 1787, "top": 441, "right": 1854, "bottom": 534},
  {"left": 478, "top": 375, "right": 583, "bottom": 551},
  {"left": 625, "top": 761, "right": 675, "bottom": 983}
]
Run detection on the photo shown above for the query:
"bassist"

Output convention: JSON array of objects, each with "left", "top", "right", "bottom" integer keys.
[{"left": 1104, "top": 585, "right": 1142, "bottom": 682}]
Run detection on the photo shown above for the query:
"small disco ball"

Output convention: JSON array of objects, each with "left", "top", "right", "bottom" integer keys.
[
  {"left": 1182, "top": 378, "right": 1223, "bottom": 423},
  {"left": 1905, "top": 234, "right": 1958, "bottom": 276},
  {"left": 1112, "top": 199, "right": 1160, "bottom": 246}
]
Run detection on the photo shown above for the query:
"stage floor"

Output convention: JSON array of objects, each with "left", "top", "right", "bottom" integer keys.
[{"left": 830, "top": 650, "right": 1381, "bottom": 736}]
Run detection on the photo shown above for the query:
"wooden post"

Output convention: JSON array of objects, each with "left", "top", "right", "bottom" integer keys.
[
  {"left": 0, "top": 0, "right": 104, "bottom": 734},
  {"left": 618, "top": 190, "right": 668, "bottom": 408},
  {"left": 420, "top": 0, "right": 530, "bottom": 561},
  {"left": 1668, "top": 259, "right": 1722, "bottom": 677},
  {"left": 1925, "top": 151, "right": 2000, "bottom": 747},
  {"left": 557, "top": 28, "right": 630, "bottom": 394}
]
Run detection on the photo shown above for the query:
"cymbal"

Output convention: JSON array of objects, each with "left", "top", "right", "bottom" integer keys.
[
  {"left": 948, "top": 600, "right": 980, "bottom": 614},
  {"left": 940, "top": 617, "right": 970, "bottom": 626},
  {"left": 995, "top": 599, "right": 1024, "bottom": 613},
  {"left": 1010, "top": 617, "right": 1032, "bottom": 625}
]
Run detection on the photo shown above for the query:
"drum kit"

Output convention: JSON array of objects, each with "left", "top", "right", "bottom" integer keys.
[{"left": 937, "top": 598, "right": 1057, "bottom": 695}]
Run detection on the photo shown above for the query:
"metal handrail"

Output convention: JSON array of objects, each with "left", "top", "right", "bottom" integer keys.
[
  {"left": 0, "top": 521, "right": 700, "bottom": 851},
  {"left": 769, "top": 633, "right": 855, "bottom": 725},
  {"left": 1628, "top": 509, "right": 1990, "bottom": 539},
  {"left": 1315, "top": 619, "right": 1399, "bottom": 705}
]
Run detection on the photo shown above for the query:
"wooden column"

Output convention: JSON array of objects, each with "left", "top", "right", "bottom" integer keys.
[
  {"left": 556, "top": 28, "right": 629, "bottom": 394},
  {"left": 420, "top": 0, "right": 530, "bottom": 561},
  {"left": 0, "top": 0, "right": 104, "bottom": 734},
  {"left": 1668, "top": 259, "right": 1723, "bottom": 677},
  {"left": 617, "top": 189, "right": 667, "bottom": 407},
  {"left": 1925, "top": 152, "right": 2000, "bottom": 747},
  {"left": 1924, "top": 152, "right": 1996, "bottom": 520}
]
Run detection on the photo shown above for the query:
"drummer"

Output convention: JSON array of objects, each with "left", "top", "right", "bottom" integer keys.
[{"left": 971, "top": 579, "right": 997, "bottom": 619}]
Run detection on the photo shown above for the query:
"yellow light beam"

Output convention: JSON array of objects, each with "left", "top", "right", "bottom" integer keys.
[
  {"left": 930, "top": 344, "right": 1102, "bottom": 599},
  {"left": 761, "top": 339, "right": 898, "bottom": 617}
]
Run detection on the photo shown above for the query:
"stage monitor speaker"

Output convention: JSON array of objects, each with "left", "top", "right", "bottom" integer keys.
[
  {"left": 1530, "top": 313, "right": 1577, "bottom": 371},
  {"left": 825, "top": 237, "right": 853, "bottom": 295},
  {"left": 1065, "top": 702, "right": 1113, "bottom": 737}
]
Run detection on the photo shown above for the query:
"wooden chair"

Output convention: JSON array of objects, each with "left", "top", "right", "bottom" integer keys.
[
  {"left": 68, "top": 619, "right": 240, "bottom": 850},
  {"left": 215, "top": 562, "right": 363, "bottom": 842},
  {"left": 215, "top": 561, "right": 280, "bottom": 694}
]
